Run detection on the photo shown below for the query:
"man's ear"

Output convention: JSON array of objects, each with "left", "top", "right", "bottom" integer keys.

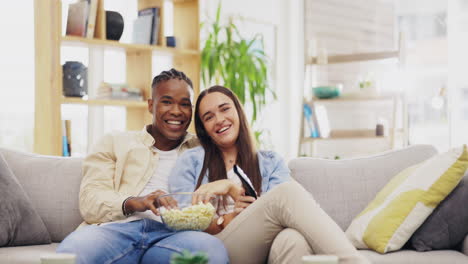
[{"left": 147, "top": 99, "right": 154, "bottom": 114}]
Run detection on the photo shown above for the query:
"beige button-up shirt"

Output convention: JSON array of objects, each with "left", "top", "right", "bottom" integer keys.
[{"left": 79, "top": 126, "right": 199, "bottom": 225}]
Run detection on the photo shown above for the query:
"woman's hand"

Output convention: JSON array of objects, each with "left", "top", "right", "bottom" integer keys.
[
  {"left": 234, "top": 195, "right": 256, "bottom": 214},
  {"left": 193, "top": 179, "right": 245, "bottom": 204}
]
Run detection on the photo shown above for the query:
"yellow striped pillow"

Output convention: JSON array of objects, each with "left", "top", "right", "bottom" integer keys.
[{"left": 345, "top": 145, "right": 468, "bottom": 253}]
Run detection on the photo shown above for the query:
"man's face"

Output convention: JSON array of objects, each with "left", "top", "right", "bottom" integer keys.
[{"left": 148, "top": 79, "right": 193, "bottom": 144}]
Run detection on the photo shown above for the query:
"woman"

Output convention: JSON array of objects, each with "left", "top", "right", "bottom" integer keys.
[{"left": 169, "top": 86, "right": 368, "bottom": 264}]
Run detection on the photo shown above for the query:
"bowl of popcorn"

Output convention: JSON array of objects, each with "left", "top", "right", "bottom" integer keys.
[{"left": 157, "top": 192, "right": 217, "bottom": 231}]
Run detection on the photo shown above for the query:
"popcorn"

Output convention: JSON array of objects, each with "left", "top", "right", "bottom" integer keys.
[{"left": 161, "top": 202, "right": 216, "bottom": 231}]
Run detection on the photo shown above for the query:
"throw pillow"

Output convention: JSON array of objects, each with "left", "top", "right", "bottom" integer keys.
[
  {"left": 345, "top": 145, "right": 468, "bottom": 254},
  {"left": 409, "top": 171, "right": 468, "bottom": 251},
  {"left": 0, "top": 152, "right": 51, "bottom": 246}
]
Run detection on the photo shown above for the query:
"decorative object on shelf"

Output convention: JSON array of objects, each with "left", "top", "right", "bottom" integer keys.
[
  {"left": 312, "top": 85, "right": 342, "bottom": 99},
  {"left": 201, "top": 2, "right": 272, "bottom": 126},
  {"left": 358, "top": 73, "right": 378, "bottom": 97},
  {"left": 375, "top": 117, "right": 386, "bottom": 136},
  {"left": 376, "top": 123, "right": 384, "bottom": 136},
  {"left": 106, "top": 11, "right": 124, "bottom": 41},
  {"left": 96, "top": 82, "right": 143, "bottom": 101},
  {"left": 62, "top": 61, "right": 87, "bottom": 97},
  {"left": 166, "top": 36, "right": 176, "bottom": 47}
]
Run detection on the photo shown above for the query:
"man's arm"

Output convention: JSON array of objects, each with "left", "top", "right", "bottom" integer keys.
[
  {"left": 79, "top": 134, "right": 176, "bottom": 223},
  {"left": 79, "top": 134, "right": 129, "bottom": 224}
]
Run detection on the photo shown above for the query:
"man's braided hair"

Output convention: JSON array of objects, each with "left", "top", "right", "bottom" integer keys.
[{"left": 151, "top": 68, "right": 193, "bottom": 96}]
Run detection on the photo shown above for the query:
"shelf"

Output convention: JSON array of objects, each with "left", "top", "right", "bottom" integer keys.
[
  {"left": 61, "top": 97, "right": 147, "bottom": 108},
  {"left": 307, "top": 50, "right": 399, "bottom": 65},
  {"left": 309, "top": 95, "right": 395, "bottom": 103},
  {"left": 62, "top": 36, "right": 200, "bottom": 56},
  {"left": 301, "top": 136, "right": 386, "bottom": 142},
  {"left": 301, "top": 129, "right": 388, "bottom": 142}
]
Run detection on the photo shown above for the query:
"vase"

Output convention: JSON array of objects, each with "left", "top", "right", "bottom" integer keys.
[{"left": 106, "top": 11, "right": 124, "bottom": 41}]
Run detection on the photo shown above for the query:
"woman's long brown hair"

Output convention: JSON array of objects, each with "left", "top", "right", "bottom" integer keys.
[{"left": 194, "top": 85, "right": 262, "bottom": 194}]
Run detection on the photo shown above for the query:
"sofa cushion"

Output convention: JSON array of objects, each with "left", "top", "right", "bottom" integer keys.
[
  {"left": 409, "top": 170, "right": 468, "bottom": 251},
  {"left": 0, "top": 148, "right": 83, "bottom": 242},
  {"left": 346, "top": 145, "right": 468, "bottom": 253},
  {"left": 0, "top": 152, "right": 51, "bottom": 246},
  {"left": 359, "top": 249, "right": 468, "bottom": 264},
  {"left": 0, "top": 243, "right": 58, "bottom": 264}
]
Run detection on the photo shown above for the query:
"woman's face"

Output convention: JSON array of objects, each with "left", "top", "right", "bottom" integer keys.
[{"left": 199, "top": 92, "right": 240, "bottom": 150}]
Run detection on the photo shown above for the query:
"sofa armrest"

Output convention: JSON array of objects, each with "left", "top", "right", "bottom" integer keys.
[{"left": 462, "top": 235, "right": 468, "bottom": 256}]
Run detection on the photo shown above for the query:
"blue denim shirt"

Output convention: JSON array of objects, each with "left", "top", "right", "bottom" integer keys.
[{"left": 168, "top": 146, "right": 290, "bottom": 195}]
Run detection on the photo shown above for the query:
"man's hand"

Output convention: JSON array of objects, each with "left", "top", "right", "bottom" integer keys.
[
  {"left": 124, "top": 190, "right": 176, "bottom": 216},
  {"left": 193, "top": 179, "right": 245, "bottom": 204},
  {"left": 234, "top": 195, "right": 256, "bottom": 214}
]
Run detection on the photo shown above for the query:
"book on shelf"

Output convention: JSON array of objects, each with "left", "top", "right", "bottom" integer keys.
[
  {"left": 138, "top": 7, "right": 161, "bottom": 45},
  {"left": 66, "top": 1, "right": 89, "bottom": 37},
  {"left": 303, "top": 103, "right": 319, "bottom": 138},
  {"left": 303, "top": 102, "right": 331, "bottom": 139},
  {"left": 314, "top": 104, "right": 330, "bottom": 138},
  {"left": 96, "top": 82, "right": 144, "bottom": 101},
  {"left": 62, "top": 120, "right": 71, "bottom": 157},
  {"left": 85, "top": 0, "right": 98, "bottom": 38},
  {"left": 132, "top": 15, "right": 153, "bottom": 44}
]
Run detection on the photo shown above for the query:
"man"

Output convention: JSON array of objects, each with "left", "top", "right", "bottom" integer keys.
[{"left": 57, "top": 69, "right": 228, "bottom": 264}]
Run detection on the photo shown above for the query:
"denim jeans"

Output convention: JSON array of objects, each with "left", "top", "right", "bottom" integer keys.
[{"left": 57, "top": 219, "right": 229, "bottom": 264}]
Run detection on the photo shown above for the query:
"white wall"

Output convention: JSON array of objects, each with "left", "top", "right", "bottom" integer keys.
[{"left": 0, "top": 1, "right": 35, "bottom": 152}]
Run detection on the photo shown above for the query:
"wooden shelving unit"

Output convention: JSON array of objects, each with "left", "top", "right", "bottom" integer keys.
[
  {"left": 34, "top": 0, "right": 200, "bottom": 156},
  {"left": 61, "top": 97, "right": 148, "bottom": 108},
  {"left": 299, "top": 32, "right": 408, "bottom": 158},
  {"left": 61, "top": 36, "right": 200, "bottom": 55},
  {"left": 299, "top": 94, "right": 406, "bottom": 157},
  {"left": 306, "top": 50, "right": 399, "bottom": 65}
]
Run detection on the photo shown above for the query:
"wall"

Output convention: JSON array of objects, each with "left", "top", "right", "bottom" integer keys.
[{"left": 0, "top": 1, "right": 35, "bottom": 152}]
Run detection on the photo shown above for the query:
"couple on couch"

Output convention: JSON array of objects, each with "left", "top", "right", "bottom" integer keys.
[{"left": 57, "top": 69, "right": 369, "bottom": 264}]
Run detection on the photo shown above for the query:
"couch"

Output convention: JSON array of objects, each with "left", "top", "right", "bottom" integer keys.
[{"left": 0, "top": 145, "right": 467, "bottom": 264}]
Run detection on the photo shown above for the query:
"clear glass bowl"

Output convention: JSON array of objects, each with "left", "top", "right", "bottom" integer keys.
[{"left": 157, "top": 192, "right": 218, "bottom": 231}]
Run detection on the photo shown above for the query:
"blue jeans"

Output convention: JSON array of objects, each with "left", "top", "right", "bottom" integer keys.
[{"left": 57, "top": 219, "right": 228, "bottom": 264}]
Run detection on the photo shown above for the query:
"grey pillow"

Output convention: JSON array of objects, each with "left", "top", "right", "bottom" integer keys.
[
  {"left": 0, "top": 152, "right": 51, "bottom": 246},
  {"left": 409, "top": 172, "right": 468, "bottom": 251}
]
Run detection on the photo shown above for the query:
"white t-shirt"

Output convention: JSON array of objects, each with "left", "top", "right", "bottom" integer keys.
[{"left": 114, "top": 147, "right": 179, "bottom": 224}]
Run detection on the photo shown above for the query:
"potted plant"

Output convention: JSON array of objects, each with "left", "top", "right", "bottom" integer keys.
[{"left": 201, "top": 3, "right": 274, "bottom": 126}]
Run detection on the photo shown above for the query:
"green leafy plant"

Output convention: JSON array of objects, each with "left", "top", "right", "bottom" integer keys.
[
  {"left": 201, "top": 2, "right": 274, "bottom": 125},
  {"left": 171, "top": 250, "right": 209, "bottom": 264}
]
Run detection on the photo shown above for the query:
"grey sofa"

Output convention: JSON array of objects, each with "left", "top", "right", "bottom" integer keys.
[
  {"left": 290, "top": 144, "right": 468, "bottom": 264},
  {"left": 0, "top": 145, "right": 467, "bottom": 264}
]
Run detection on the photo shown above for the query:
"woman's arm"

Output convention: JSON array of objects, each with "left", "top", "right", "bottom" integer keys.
[
  {"left": 193, "top": 179, "right": 244, "bottom": 203},
  {"left": 261, "top": 151, "right": 291, "bottom": 192},
  {"left": 168, "top": 148, "right": 202, "bottom": 193},
  {"left": 194, "top": 180, "right": 249, "bottom": 235}
]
